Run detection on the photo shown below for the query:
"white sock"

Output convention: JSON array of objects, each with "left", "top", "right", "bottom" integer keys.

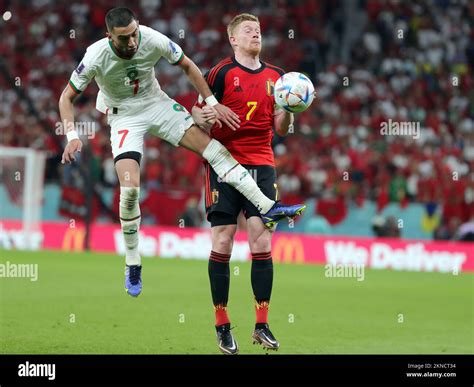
[
  {"left": 202, "top": 139, "right": 275, "bottom": 214},
  {"left": 119, "top": 186, "right": 141, "bottom": 266}
]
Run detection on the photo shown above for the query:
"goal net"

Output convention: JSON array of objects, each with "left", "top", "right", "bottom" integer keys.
[{"left": 0, "top": 146, "right": 46, "bottom": 249}]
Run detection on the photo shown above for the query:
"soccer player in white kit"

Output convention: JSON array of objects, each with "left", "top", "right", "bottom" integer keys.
[{"left": 58, "top": 7, "right": 305, "bottom": 297}]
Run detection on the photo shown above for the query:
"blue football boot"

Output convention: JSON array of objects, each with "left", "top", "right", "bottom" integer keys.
[
  {"left": 262, "top": 202, "right": 306, "bottom": 229},
  {"left": 125, "top": 265, "right": 142, "bottom": 297}
]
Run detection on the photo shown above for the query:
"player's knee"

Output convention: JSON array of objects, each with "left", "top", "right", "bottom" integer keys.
[
  {"left": 123, "top": 178, "right": 140, "bottom": 187},
  {"left": 118, "top": 174, "right": 140, "bottom": 187},
  {"left": 249, "top": 234, "right": 272, "bottom": 254},
  {"left": 212, "top": 232, "right": 234, "bottom": 254}
]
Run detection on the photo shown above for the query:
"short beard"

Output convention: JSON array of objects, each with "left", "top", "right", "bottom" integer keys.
[{"left": 247, "top": 46, "right": 261, "bottom": 56}]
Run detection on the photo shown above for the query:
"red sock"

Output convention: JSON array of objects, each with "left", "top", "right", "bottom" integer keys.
[
  {"left": 215, "top": 304, "right": 230, "bottom": 326},
  {"left": 255, "top": 300, "right": 269, "bottom": 324}
]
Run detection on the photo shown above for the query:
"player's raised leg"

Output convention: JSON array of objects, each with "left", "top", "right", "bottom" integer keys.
[
  {"left": 178, "top": 125, "right": 306, "bottom": 228},
  {"left": 246, "top": 217, "right": 279, "bottom": 350},
  {"left": 115, "top": 156, "right": 142, "bottom": 297},
  {"left": 208, "top": 215, "right": 239, "bottom": 355}
]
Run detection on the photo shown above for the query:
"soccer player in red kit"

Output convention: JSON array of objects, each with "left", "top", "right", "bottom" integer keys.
[{"left": 192, "top": 13, "right": 306, "bottom": 354}]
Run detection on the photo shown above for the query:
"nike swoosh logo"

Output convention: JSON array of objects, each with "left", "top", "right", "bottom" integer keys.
[
  {"left": 261, "top": 333, "right": 277, "bottom": 345},
  {"left": 220, "top": 340, "right": 237, "bottom": 352},
  {"left": 263, "top": 333, "right": 273, "bottom": 342}
]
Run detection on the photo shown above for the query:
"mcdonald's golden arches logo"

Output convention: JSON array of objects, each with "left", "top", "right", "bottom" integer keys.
[
  {"left": 273, "top": 236, "right": 305, "bottom": 263},
  {"left": 62, "top": 227, "right": 85, "bottom": 251}
]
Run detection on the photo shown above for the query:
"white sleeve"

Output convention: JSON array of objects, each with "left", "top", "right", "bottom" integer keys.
[
  {"left": 68, "top": 48, "right": 97, "bottom": 93},
  {"left": 150, "top": 29, "right": 184, "bottom": 65}
]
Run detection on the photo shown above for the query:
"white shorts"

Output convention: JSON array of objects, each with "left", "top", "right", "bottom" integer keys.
[{"left": 107, "top": 93, "right": 195, "bottom": 159}]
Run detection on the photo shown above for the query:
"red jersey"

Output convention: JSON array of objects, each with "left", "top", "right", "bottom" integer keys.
[{"left": 204, "top": 56, "right": 284, "bottom": 166}]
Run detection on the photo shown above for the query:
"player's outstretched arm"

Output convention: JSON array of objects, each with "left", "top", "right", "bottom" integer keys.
[
  {"left": 274, "top": 107, "right": 294, "bottom": 137},
  {"left": 59, "top": 85, "right": 82, "bottom": 164},
  {"left": 177, "top": 56, "right": 240, "bottom": 131}
]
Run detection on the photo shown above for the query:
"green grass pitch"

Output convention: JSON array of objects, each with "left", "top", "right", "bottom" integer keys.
[{"left": 0, "top": 249, "right": 473, "bottom": 354}]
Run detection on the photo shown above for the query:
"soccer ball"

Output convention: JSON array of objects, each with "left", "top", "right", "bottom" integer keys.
[{"left": 274, "top": 72, "right": 315, "bottom": 113}]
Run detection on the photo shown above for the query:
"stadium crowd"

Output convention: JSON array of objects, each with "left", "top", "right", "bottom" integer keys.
[{"left": 1, "top": 0, "right": 473, "bottom": 237}]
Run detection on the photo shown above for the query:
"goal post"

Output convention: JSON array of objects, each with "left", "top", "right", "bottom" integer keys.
[{"left": 0, "top": 146, "right": 46, "bottom": 249}]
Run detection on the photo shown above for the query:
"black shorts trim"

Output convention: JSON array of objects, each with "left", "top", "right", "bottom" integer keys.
[
  {"left": 209, "top": 211, "right": 238, "bottom": 227},
  {"left": 114, "top": 151, "right": 142, "bottom": 165}
]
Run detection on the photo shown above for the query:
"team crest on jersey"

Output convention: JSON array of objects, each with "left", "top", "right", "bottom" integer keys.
[
  {"left": 173, "top": 103, "right": 185, "bottom": 112},
  {"left": 126, "top": 65, "right": 138, "bottom": 81},
  {"left": 266, "top": 79, "right": 275, "bottom": 96},
  {"left": 211, "top": 189, "right": 219, "bottom": 204}
]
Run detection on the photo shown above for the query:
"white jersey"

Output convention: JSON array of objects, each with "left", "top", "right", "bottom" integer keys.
[{"left": 68, "top": 25, "right": 184, "bottom": 113}]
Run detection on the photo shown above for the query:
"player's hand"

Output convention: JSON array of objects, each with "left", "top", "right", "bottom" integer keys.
[
  {"left": 201, "top": 105, "right": 217, "bottom": 126},
  {"left": 213, "top": 103, "right": 240, "bottom": 131},
  {"left": 61, "top": 139, "right": 82, "bottom": 164}
]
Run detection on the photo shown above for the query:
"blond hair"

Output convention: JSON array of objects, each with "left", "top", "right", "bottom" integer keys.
[{"left": 227, "top": 13, "right": 260, "bottom": 38}]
